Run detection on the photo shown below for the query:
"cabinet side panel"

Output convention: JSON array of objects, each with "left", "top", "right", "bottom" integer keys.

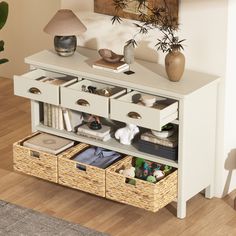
[
  {"left": 178, "top": 83, "right": 218, "bottom": 201},
  {"left": 31, "top": 101, "right": 40, "bottom": 132}
]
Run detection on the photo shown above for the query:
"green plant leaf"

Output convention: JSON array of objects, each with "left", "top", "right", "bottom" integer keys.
[
  {"left": 0, "top": 58, "right": 8, "bottom": 64},
  {"left": 111, "top": 15, "right": 122, "bottom": 24},
  {"left": 126, "top": 39, "right": 137, "bottom": 48},
  {"left": 133, "top": 23, "right": 149, "bottom": 34},
  {"left": 137, "top": 0, "right": 147, "bottom": 9},
  {"left": 178, "top": 39, "right": 186, "bottom": 43},
  {"left": 111, "top": 0, "right": 186, "bottom": 52},
  {"left": 0, "top": 1, "right": 9, "bottom": 30},
  {"left": 112, "top": 0, "right": 128, "bottom": 10}
]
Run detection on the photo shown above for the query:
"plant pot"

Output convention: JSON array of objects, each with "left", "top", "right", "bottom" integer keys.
[{"left": 165, "top": 49, "right": 185, "bottom": 82}]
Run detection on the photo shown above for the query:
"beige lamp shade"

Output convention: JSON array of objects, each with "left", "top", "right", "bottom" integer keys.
[{"left": 43, "top": 9, "right": 87, "bottom": 36}]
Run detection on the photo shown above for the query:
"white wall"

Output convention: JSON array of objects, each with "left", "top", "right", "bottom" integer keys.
[
  {"left": 61, "top": 0, "right": 232, "bottom": 197},
  {"left": 61, "top": 0, "right": 228, "bottom": 74},
  {"left": 221, "top": 0, "right": 236, "bottom": 196},
  {"left": 0, "top": 0, "right": 60, "bottom": 78}
]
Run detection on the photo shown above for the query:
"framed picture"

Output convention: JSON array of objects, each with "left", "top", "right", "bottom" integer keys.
[{"left": 94, "top": 0, "right": 179, "bottom": 26}]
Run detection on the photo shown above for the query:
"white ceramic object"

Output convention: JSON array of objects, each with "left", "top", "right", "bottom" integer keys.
[
  {"left": 141, "top": 94, "right": 156, "bottom": 107},
  {"left": 153, "top": 169, "right": 165, "bottom": 181},
  {"left": 115, "top": 123, "right": 139, "bottom": 145},
  {"left": 119, "top": 167, "right": 136, "bottom": 178},
  {"left": 151, "top": 128, "right": 175, "bottom": 139}
]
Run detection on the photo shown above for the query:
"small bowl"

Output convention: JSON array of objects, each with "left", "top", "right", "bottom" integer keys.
[
  {"left": 98, "top": 49, "right": 123, "bottom": 63},
  {"left": 151, "top": 124, "right": 175, "bottom": 139},
  {"left": 140, "top": 94, "right": 156, "bottom": 107},
  {"left": 153, "top": 169, "right": 165, "bottom": 181}
]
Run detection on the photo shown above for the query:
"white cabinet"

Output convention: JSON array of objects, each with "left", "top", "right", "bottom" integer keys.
[{"left": 13, "top": 47, "right": 220, "bottom": 218}]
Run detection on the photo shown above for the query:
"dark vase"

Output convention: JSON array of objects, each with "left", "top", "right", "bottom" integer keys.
[
  {"left": 165, "top": 48, "right": 185, "bottom": 82},
  {"left": 54, "top": 35, "right": 77, "bottom": 57},
  {"left": 89, "top": 121, "right": 102, "bottom": 130}
]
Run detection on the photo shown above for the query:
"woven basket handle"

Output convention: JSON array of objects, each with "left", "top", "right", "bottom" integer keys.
[
  {"left": 30, "top": 150, "right": 40, "bottom": 158},
  {"left": 125, "top": 177, "right": 136, "bottom": 186},
  {"left": 76, "top": 163, "right": 87, "bottom": 172}
]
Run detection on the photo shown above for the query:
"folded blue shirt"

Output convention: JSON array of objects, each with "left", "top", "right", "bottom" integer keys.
[
  {"left": 73, "top": 146, "right": 99, "bottom": 164},
  {"left": 73, "top": 147, "right": 121, "bottom": 169}
]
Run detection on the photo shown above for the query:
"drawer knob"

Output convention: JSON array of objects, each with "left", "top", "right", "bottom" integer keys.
[
  {"left": 127, "top": 111, "right": 142, "bottom": 119},
  {"left": 28, "top": 87, "right": 41, "bottom": 95},
  {"left": 76, "top": 99, "right": 90, "bottom": 107}
]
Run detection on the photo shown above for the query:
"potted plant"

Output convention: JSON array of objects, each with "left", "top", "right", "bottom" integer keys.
[
  {"left": 0, "top": 1, "right": 9, "bottom": 65},
  {"left": 156, "top": 23, "right": 185, "bottom": 82},
  {"left": 111, "top": 0, "right": 185, "bottom": 81}
]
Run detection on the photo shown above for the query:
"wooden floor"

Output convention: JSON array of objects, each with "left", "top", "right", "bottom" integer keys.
[{"left": 1, "top": 77, "right": 236, "bottom": 235}]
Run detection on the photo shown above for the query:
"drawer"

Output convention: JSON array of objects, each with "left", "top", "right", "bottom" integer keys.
[
  {"left": 106, "top": 156, "right": 177, "bottom": 212},
  {"left": 61, "top": 79, "right": 126, "bottom": 118},
  {"left": 58, "top": 143, "right": 125, "bottom": 197},
  {"left": 110, "top": 91, "right": 178, "bottom": 130},
  {"left": 14, "top": 69, "right": 77, "bottom": 105},
  {"left": 13, "top": 132, "right": 75, "bottom": 183}
]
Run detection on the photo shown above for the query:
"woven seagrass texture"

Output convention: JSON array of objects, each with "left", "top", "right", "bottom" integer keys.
[
  {"left": 106, "top": 156, "right": 177, "bottom": 212},
  {"left": 13, "top": 133, "right": 58, "bottom": 183},
  {"left": 58, "top": 143, "right": 107, "bottom": 197}
]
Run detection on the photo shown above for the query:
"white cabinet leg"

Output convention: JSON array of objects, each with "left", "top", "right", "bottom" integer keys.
[
  {"left": 177, "top": 200, "right": 186, "bottom": 219},
  {"left": 205, "top": 185, "right": 214, "bottom": 199}
]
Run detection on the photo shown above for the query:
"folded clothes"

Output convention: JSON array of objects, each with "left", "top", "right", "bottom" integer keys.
[
  {"left": 73, "top": 146, "right": 99, "bottom": 164},
  {"left": 91, "top": 149, "right": 121, "bottom": 168},
  {"left": 73, "top": 146, "right": 121, "bottom": 169}
]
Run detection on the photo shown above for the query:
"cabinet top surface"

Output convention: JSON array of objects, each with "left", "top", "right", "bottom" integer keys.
[{"left": 25, "top": 47, "right": 220, "bottom": 99}]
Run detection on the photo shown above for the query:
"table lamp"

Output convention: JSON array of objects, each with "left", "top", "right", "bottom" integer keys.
[{"left": 43, "top": 9, "right": 87, "bottom": 57}]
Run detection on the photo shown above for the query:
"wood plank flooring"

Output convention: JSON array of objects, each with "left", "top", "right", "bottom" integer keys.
[{"left": 0, "top": 77, "right": 236, "bottom": 235}]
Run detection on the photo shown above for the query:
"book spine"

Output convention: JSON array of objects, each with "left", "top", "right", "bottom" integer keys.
[
  {"left": 47, "top": 104, "right": 52, "bottom": 127},
  {"left": 77, "top": 131, "right": 111, "bottom": 142},
  {"left": 77, "top": 126, "right": 109, "bottom": 137},
  {"left": 43, "top": 103, "right": 48, "bottom": 126},
  {"left": 140, "top": 135, "right": 174, "bottom": 148},
  {"left": 116, "top": 63, "right": 129, "bottom": 70},
  {"left": 58, "top": 106, "right": 64, "bottom": 130},
  {"left": 51, "top": 105, "right": 56, "bottom": 129},
  {"left": 62, "top": 108, "right": 72, "bottom": 132},
  {"left": 56, "top": 106, "right": 59, "bottom": 129},
  {"left": 92, "top": 64, "right": 129, "bottom": 73}
]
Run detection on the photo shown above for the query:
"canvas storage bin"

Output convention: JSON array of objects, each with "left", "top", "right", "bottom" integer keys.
[
  {"left": 106, "top": 156, "right": 177, "bottom": 212},
  {"left": 58, "top": 143, "right": 123, "bottom": 197},
  {"left": 13, "top": 132, "right": 71, "bottom": 183}
]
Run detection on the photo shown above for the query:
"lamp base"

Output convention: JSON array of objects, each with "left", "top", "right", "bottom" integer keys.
[{"left": 54, "top": 35, "right": 77, "bottom": 57}]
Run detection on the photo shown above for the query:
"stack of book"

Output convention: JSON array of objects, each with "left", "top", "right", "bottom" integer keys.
[
  {"left": 43, "top": 104, "right": 63, "bottom": 130},
  {"left": 23, "top": 133, "right": 74, "bottom": 155},
  {"left": 92, "top": 59, "right": 129, "bottom": 73},
  {"left": 43, "top": 104, "right": 83, "bottom": 132},
  {"left": 136, "top": 129, "right": 178, "bottom": 161},
  {"left": 77, "top": 123, "right": 112, "bottom": 141},
  {"left": 140, "top": 131, "right": 178, "bottom": 148}
]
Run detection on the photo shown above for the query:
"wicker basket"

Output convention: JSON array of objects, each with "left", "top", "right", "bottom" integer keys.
[
  {"left": 13, "top": 133, "right": 63, "bottom": 183},
  {"left": 58, "top": 143, "right": 116, "bottom": 197},
  {"left": 106, "top": 156, "right": 177, "bottom": 212}
]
